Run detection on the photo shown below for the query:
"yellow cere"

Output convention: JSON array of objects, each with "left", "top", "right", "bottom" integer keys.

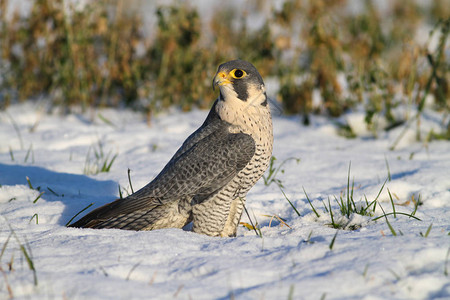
[{"left": 216, "top": 71, "right": 232, "bottom": 86}]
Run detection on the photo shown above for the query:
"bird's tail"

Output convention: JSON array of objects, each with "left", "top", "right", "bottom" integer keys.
[{"left": 68, "top": 199, "right": 191, "bottom": 231}]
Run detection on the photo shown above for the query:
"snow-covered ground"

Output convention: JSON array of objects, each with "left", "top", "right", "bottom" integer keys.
[{"left": 1, "top": 101, "right": 449, "bottom": 300}]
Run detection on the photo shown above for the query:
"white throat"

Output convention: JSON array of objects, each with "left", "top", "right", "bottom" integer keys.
[{"left": 215, "top": 84, "right": 272, "bottom": 139}]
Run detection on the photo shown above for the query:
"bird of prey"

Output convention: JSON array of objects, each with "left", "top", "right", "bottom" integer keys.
[{"left": 69, "top": 59, "right": 273, "bottom": 237}]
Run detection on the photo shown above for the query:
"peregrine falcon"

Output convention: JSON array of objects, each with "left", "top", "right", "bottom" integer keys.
[{"left": 69, "top": 60, "right": 273, "bottom": 237}]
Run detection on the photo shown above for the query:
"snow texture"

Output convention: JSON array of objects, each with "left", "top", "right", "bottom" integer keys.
[{"left": 1, "top": 102, "right": 449, "bottom": 300}]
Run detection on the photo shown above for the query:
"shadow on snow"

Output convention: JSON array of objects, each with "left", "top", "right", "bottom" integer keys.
[{"left": 0, "top": 163, "right": 117, "bottom": 226}]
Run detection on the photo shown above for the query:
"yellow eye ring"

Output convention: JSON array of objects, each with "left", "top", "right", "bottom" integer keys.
[{"left": 230, "top": 69, "right": 246, "bottom": 79}]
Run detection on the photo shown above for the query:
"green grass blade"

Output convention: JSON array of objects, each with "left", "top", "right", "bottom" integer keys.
[
  {"left": 384, "top": 155, "right": 391, "bottom": 181},
  {"left": 9, "top": 146, "right": 15, "bottom": 161},
  {"left": 20, "top": 243, "right": 37, "bottom": 285},
  {"left": 0, "top": 232, "right": 13, "bottom": 260},
  {"left": 66, "top": 203, "right": 94, "bottom": 226},
  {"left": 420, "top": 223, "right": 433, "bottom": 237},
  {"left": 128, "top": 168, "right": 134, "bottom": 194},
  {"left": 104, "top": 153, "right": 118, "bottom": 172},
  {"left": 118, "top": 185, "right": 123, "bottom": 199},
  {"left": 372, "top": 212, "right": 421, "bottom": 221},
  {"left": 97, "top": 113, "right": 117, "bottom": 128},
  {"left": 24, "top": 144, "right": 33, "bottom": 163},
  {"left": 379, "top": 204, "right": 397, "bottom": 236},
  {"left": 33, "top": 192, "right": 44, "bottom": 204},
  {"left": 374, "top": 179, "right": 387, "bottom": 202},
  {"left": 287, "top": 284, "right": 295, "bottom": 300},
  {"left": 387, "top": 188, "right": 396, "bottom": 218},
  {"left": 279, "top": 186, "right": 301, "bottom": 217},
  {"left": 243, "top": 203, "right": 260, "bottom": 237},
  {"left": 346, "top": 162, "right": 351, "bottom": 217},
  {"left": 329, "top": 231, "right": 338, "bottom": 250},
  {"left": 29, "top": 214, "right": 39, "bottom": 224},
  {"left": 303, "top": 187, "right": 320, "bottom": 218},
  {"left": 322, "top": 199, "right": 329, "bottom": 213},
  {"left": 445, "top": 247, "right": 450, "bottom": 276},
  {"left": 26, "top": 176, "right": 33, "bottom": 189},
  {"left": 47, "top": 187, "right": 60, "bottom": 196},
  {"left": 411, "top": 194, "right": 421, "bottom": 217},
  {"left": 327, "top": 197, "right": 338, "bottom": 228}
]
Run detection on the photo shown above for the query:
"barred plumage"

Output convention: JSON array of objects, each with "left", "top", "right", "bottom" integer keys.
[{"left": 69, "top": 60, "right": 273, "bottom": 237}]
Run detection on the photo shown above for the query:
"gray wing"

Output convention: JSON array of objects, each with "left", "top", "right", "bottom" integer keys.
[{"left": 68, "top": 122, "right": 255, "bottom": 229}]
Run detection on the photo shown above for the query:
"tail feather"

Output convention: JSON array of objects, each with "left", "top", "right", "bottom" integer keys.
[{"left": 68, "top": 200, "right": 191, "bottom": 231}]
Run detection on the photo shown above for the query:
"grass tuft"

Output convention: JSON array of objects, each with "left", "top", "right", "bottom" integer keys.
[
  {"left": 83, "top": 140, "right": 118, "bottom": 175},
  {"left": 326, "top": 163, "right": 380, "bottom": 227},
  {"left": 263, "top": 156, "right": 300, "bottom": 187},
  {"left": 302, "top": 162, "right": 421, "bottom": 232},
  {"left": 6, "top": 227, "right": 38, "bottom": 286}
]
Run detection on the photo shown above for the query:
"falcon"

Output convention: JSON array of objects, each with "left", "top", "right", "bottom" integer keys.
[{"left": 69, "top": 60, "right": 273, "bottom": 237}]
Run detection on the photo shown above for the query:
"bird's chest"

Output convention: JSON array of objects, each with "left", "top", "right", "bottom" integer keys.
[{"left": 228, "top": 119, "right": 273, "bottom": 194}]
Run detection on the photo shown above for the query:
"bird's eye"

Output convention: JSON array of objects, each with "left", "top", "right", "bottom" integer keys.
[{"left": 231, "top": 69, "right": 246, "bottom": 79}]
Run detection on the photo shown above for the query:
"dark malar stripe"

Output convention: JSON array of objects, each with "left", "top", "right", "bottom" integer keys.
[{"left": 233, "top": 82, "right": 249, "bottom": 101}]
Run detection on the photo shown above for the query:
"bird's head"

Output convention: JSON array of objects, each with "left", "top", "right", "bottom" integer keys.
[{"left": 213, "top": 60, "right": 267, "bottom": 107}]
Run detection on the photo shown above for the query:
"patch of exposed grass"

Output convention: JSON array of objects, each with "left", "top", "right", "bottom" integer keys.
[
  {"left": 262, "top": 156, "right": 301, "bottom": 217},
  {"left": 0, "top": 0, "right": 446, "bottom": 137},
  {"left": 83, "top": 140, "right": 118, "bottom": 175},
  {"left": 1, "top": 227, "right": 38, "bottom": 286},
  {"left": 297, "top": 162, "right": 422, "bottom": 232},
  {"left": 263, "top": 156, "right": 301, "bottom": 187}
]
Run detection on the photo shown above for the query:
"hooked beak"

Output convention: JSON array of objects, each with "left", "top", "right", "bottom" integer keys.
[{"left": 212, "top": 71, "right": 232, "bottom": 91}]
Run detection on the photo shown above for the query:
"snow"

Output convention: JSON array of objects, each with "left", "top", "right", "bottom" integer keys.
[{"left": 1, "top": 101, "right": 450, "bottom": 300}]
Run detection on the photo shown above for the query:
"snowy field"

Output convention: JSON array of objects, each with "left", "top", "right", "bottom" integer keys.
[{"left": 0, "top": 101, "right": 449, "bottom": 300}]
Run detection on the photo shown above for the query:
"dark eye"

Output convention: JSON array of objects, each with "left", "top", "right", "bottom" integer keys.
[{"left": 234, "top": 69, "right": 244, "bottom": 78}]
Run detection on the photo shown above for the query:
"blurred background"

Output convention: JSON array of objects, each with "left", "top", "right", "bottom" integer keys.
[{"left": 0, "top": 0, "right": 448, "bottom": 135}]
